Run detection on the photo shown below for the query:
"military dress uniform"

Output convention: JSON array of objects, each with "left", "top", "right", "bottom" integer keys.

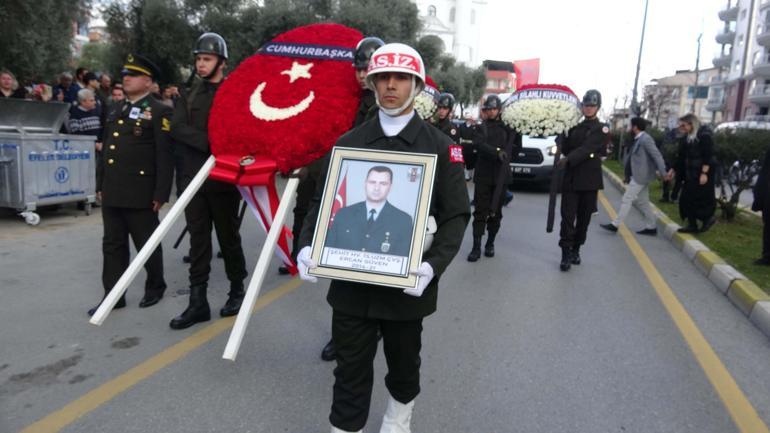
[
  {"left": 471, "top": 117, "right": 519, "bottom": 248},
  {"left": 558, "top": 117, "right": 608, "bottom": 252},
  {"left": 170, "top": 80, "right": 248, "bottom": 300},
  {"left": 299, "top": 112, "right": 470, "bottom": 431},
  {"left": 96, "top": 92, "right": 174, "bottom": 307},
  {"left": 435, "top": 116, "right": 460, "bottom": 145},
  {"left": 325, "top": 201, "right": 413, "bottom": 257}
]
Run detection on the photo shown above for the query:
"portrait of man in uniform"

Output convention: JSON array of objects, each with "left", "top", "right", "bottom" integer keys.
[
  {"left": 309, "top": 148, "right": 437, "bottom": 288},
  {"left": 325, "top": 165, "right": 413, "bottom": 257}
]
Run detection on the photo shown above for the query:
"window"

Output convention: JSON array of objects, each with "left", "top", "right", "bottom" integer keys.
[
  {"left": 738, "top": 34, "right": 744, "bottom": 47},
  {"left": 740, "top": 9, "right": 747, "bottom": 20},
  {"left": 471, "top": 9, "right": 476, "bottom": 24},
  {"left": 450, "top": 7, "right": 455, "bottom": 23},
  {"left": 428, "top": 5, "right": 436, "bottom": 17},
  {"left": 734, "top": 60, "right": 741, "bottom": 71}
]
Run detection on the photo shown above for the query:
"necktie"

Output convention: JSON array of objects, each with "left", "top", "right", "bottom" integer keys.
[{"left": 368, "top": 209, "right": 376, "bottom": 226}]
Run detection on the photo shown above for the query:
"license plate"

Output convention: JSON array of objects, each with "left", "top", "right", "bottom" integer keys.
[{"left": 513, "top": 167, "right": 531, "bottom": 174}]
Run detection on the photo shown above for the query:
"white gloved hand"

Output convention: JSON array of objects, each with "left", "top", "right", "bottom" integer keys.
[
  {"left": 297, "top": 246, "right": 318, "bottom": 283},
  {"left": 404, "top": 262, "right": 434, "bottom": 297}
]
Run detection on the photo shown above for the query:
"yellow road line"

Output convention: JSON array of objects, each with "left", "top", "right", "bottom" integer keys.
[
  {"left": 20, "top": 278, "right": 303, "bottom": 433},
  {"left": 597, "top": 191, "right": 769, "bottom": 433}
]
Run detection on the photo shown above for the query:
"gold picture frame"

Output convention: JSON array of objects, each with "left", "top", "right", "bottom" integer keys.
[{"left": 308, "top": 147, "right": 437, "bottom": 289}]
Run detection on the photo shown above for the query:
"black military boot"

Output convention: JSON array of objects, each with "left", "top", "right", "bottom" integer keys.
[
  {"left": 484, "top": 233, "right": 496, "bottom": 257},
  {"left": 169, "top": 284, "right": 211, "bottom": 330},
  {"left": 560, "top": 248, "right": 572, "bottom": 271},
  {"left": 220, "top": 281, "right": 245, "bottom": 317},
  {"left": 467, "top": 236, "right": 482, "bottom": 262},
  {"left": 571, "top": 246, "right": 581, "bottom": 265}
]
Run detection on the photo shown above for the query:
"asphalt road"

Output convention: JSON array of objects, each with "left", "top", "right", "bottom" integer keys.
[{"left": 1, "top": 176, "right": 769, "bottom": 433}]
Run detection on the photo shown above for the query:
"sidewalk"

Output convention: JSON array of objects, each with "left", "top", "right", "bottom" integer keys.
[{"left": 601, "top": 165, "right": 770, "bottom": 340}]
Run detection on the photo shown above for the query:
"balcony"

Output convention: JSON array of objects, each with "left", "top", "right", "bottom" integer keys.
[
  {"left": 719, "top": 5, "right": 739, "bottom": 21},
  {"left": 705, "top": 95, "right": 725, "bottom": 111},
  {"left": 716, "top": 28, "right": 736, "bottom": 45},
  {"left": 745, "top": 114, "right": 770, "bottom": 121},
  {"left": 748, "top": 84, "right": 770, "bottom": 104},
  {"left": 709, "top": 75, "right": 726, "bottom": 86},
  {"left": 754, "top": 54, "right": 770, "bottom": 76},
  {"left": 713, "top": 52, "right": 732, "bottom": 68},
  {"left": 758, "top": 25, "right": 770, "bottom": 46}
]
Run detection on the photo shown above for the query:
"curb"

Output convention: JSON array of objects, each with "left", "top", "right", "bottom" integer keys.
[{"left": 602, "top": 165, "right": 770, "bottom": 341}]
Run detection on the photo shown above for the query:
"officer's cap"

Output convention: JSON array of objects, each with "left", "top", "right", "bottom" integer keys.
[{"left": 121, "top": 53, "right": 162, "bottom": 82}]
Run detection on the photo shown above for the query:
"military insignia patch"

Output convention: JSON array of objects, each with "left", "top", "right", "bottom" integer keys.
[
  {"left": 449, "top": 145, "right": 464, "bottom": 163},
  {"left": 602, "top": 126, "right": 609, "bottom": 134},
  {"left": 451, "top": 128, "right": 457, "bottom": 135},
  {"left": 162, "top": 118, "right": 171, "bottom": 132},
  {"left": 142, "top": 110, "right": 153, "bottom": 120}
]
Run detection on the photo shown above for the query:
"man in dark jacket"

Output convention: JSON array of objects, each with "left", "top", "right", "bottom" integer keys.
[
  {"left": 557, "top": 89, "right": 608, "bottom": 271},
  {"left": 467, "top": 94, "right": 519, "bottom": 262},
  {"left": 434, "top": 92, "right": 460, "bottom": 145},
  {"left": 88, "top": 53, "right": 174, "bottom": 316},
  {"left": 313, "top": 36, "right": 385, "bottom": 362},
  {"left": 296, "top": 43, "right": 469, "bottom": 433},
  {"left": 325, "top": 166, "right": 413, "bottom": 257},
  {"left": 168, "top": 33, "right": 248, "bottom": 330},
  {"left": 753, "top": 146, "right": 770, "bottom": 265}
]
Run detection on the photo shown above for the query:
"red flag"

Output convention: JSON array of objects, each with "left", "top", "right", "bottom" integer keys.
[
  {"left": 330, "top": 170, "right": 347, "bottom": 226},
  {"left": 513, "top": 58, "right": 540, "bottom": 89}
]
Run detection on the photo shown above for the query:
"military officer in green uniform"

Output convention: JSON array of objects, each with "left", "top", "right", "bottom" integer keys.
[
  {"left": 168, "top": 33, "right": 249, "bottom": 330},
  {"left": 89, "top": 54, "right": 174, "bottom": 316},
  {"left": 557, "top": 89, "right": 608, "bottom": 271},
  {"left": 296, "top": 43, "right": 469, "bottom": 433}
]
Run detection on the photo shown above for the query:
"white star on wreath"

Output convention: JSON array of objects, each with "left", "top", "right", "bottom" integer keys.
[{"left": 281, "top": 61, "right": 314, "bottom": 83}]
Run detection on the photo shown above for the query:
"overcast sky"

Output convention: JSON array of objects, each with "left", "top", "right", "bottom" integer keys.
[{"left": 478, "top": 0, "right": 727, "bottom": 114}]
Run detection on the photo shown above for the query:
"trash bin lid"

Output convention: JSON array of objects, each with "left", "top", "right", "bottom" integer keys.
[{"left": 0, "top": 98, "right": 70, "bottom": 133}]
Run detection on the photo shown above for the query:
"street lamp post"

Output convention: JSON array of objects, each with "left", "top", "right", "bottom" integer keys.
[
  {"left": 692, "top": 33, "right": 703, "bottom": 114},
  {"left": 630, "top": 0, "right": 650, "bottom": 116}
]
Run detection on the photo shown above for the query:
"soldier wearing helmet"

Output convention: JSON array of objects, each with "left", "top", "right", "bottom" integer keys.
[
  {"left": 285, "top": 36, "right": 385, "bottom": 363},
  {"left": 434, "top": 92, "right": 460, "bottom": 144},
  {"left": 466, "top": 94, "right": 520, "bottom": 262},
  {"left": 168, "top": 32, "right": 248, "bottom": 330},
  {"left": 295, "top": 43, "right": 470, "bottom": 433},
  {"left": 555, "top": 89, "right": 609, "bottom": 271}
]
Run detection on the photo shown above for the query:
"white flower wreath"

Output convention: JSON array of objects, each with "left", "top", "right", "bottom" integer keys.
[
  {"left": 414, "top": 87, "right": 438, "bottom": 120},
  {"left": 501, "top": 96, "right": 581, "bottom": 137}
]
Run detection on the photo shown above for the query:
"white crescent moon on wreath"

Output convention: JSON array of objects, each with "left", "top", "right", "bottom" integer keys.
[{"left": 250, "top": 61, "right": 315, "bottom": 122}]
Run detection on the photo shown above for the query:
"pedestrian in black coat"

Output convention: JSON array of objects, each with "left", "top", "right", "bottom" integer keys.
[
  {"left": 752, "top": 146, "right": 770, "bottom": 265},
  {"left": 673, "top": 114, "right": 717, "bottom": 233}
]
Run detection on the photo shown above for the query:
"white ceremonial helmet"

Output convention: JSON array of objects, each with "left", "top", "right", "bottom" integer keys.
[{"left": 366, "top": 43, "right": 426, "bottom": 116}]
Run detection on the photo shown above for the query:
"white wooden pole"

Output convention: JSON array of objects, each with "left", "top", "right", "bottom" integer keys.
[
  {"left": 222, "top": 175, "right": 300, "bottom": 361},
  {"left": 89, "top": 155, "right": 217, "bottom": 326}
]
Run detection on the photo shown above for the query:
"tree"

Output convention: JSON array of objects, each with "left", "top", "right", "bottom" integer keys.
[
  {"left": 713, "top": 130, "right": 770, "bottom": 220},
  {"left": 432, "top": 62, "right": 486, "bottom": 115},
  {"left": 416, "top": 35, "right": 444, "bottom": 72},
  {"left": 0, "top": 0, "right": 91, "bottom": 82},
  {"left": 333, "top": 0, "right": 420, "bottom": 44},
  {"left": 77, "top": 42, "right": 123, "bottom": 75}
]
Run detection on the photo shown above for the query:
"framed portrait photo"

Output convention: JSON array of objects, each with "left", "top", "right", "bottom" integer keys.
[{"left": 308, "top": 147, "right": 437, "bottom": 289}]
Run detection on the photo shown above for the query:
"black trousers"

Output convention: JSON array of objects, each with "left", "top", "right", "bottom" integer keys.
[
  {"left": 472, "top": 182, "right": 505, "bottom": 238},
  {"left": 101, "top": 206, "right": 166, "bottom": 296},
  {"left": 559, "top": 190, "right": 598, "bottom": 249},
  {"left": 762, "top": 206, "right": 770, "bottom": 259},
  {"left": 330, "top": 310, "right": 423, "bottom": 432},
  {"left": 185, "top": 188, "right": 247, "bottom": 287}
]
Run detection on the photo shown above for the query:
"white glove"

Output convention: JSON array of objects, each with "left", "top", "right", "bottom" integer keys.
[
  {"left": 404, "top": 262, "right": 434, "bottom": 297},
  {"left": 297, "top": 246, "right": 318, "bottom": 283}
]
